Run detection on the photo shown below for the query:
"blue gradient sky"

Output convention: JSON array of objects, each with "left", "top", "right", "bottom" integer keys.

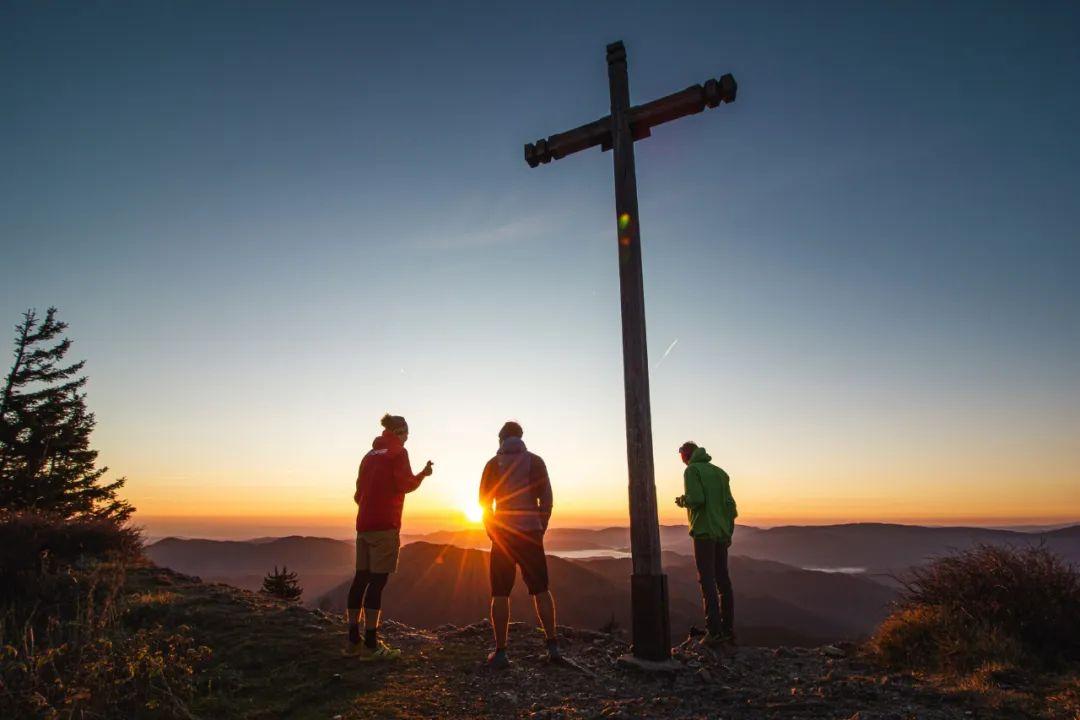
[{"left": 2, "top": 1, "right": 1078, "bottom": 536}]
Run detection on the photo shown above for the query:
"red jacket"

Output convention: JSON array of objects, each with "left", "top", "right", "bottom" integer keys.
[{"left": 354, "top": 430, "right": 425, "bottom": 532}]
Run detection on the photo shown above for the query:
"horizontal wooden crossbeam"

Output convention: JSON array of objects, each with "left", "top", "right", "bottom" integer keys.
[{"left": 524, "top": 73, "right": 736, "bottom": 168}]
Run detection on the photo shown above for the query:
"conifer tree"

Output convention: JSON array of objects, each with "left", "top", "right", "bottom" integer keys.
[
  {"left": 260, "top": 565, "right": 303, "bottom": 602},
  {"left": 0, "top": 307, "right": 132, "bottom": 521}
]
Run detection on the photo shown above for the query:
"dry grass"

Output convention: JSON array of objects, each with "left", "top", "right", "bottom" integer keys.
[
  {"left": 869, "top": 544, "right": 1080, "bottom": 719},
  {"left": 0, "top": 512, "right": 210, "bottom": 719},
  {"left": 0, "top": 509, "right": 142, "bottom": 592},
  {"left": 871, "top": 544, "right": 1080, "bottom": 673}
]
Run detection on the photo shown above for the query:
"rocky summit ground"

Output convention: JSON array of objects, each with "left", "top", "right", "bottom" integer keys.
[{"left": 126, "top": 566, "right": 1079, "bottom": 719}]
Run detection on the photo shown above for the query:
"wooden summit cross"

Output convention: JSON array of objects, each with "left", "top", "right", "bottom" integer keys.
[{"left": 523, "top": 41, "right": 737, "bottom": 662}]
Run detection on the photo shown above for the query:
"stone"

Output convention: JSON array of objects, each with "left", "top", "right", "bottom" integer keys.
[{"left": 615, "top": 654, "right": 683, "bottom": 674}]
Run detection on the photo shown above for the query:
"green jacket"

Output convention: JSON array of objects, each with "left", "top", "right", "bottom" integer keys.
[{"left": 682, "top": 447, "right": 737, "bottom": 543}]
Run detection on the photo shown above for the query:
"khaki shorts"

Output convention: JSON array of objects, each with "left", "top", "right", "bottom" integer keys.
[{"left": 355, "top": 529, "right": 401, "bottom": 574}]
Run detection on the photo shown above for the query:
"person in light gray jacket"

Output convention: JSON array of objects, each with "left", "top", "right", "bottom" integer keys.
[{"left": 479, "top": 420, "right": 558, "bottom": 668}]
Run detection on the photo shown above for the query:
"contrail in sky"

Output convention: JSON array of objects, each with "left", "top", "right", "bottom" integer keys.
[{"left": 654, "top": 338, "right": 679, "bottom": 370}]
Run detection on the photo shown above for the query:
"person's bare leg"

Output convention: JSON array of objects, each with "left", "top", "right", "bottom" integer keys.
[
  {"left": 533, "top": 591, "right": 562, "bottom": 659},
  {"left": 533, "top": 591, "right": 557, "bottom": 640},
  {"left": 490, "top": 596, "right": 510, "bottom": 649}
]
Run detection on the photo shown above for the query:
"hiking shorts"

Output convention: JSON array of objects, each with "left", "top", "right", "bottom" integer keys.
[
  {"left": 355, "top": 528, "right": 401, "bottom": 574},
  {"left": 489, "top": 530, "right": 548, "bottom": 596}
]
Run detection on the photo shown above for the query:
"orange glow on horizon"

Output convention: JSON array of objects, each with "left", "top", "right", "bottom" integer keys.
[
  {"left": 122, "top": 436, "right": 1080, "bottom": 540},
  {"left": 132, "top": 506, "right": 1080, "bottom": 542}
]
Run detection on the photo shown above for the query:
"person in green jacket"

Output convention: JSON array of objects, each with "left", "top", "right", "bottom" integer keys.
[{"left": 675, "top": 441, "right": 737, "bottom": 644}]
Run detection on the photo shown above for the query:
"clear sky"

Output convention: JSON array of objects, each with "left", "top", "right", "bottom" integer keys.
[{"left": 2, "top": 1, "right": 1078, "bottom": 538}]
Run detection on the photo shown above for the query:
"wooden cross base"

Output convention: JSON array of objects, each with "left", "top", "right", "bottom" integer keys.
[{"left": 630, "top": 573, "right": 672, "bottom": 661}]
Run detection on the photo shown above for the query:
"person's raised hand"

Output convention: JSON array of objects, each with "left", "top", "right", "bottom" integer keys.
[
  {"left": 421, "top": 460, "right": 434, "bottom": 477},
  {"left": 674, "top": 495, "right": 686, "bottom": 508}
]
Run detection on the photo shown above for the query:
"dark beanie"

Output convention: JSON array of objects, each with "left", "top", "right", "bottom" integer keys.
[
  {"left": 381, "top": 414, "right": 408, "bottom": 432},
  {"left": 498, "top": 421, "right": 523, "bottom": 441}
]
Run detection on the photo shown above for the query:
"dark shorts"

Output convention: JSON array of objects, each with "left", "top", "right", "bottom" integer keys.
[{"left": 489, "top": 530, "right": 548, "bottom": 596}]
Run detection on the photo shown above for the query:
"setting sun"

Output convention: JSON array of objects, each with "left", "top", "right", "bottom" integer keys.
[{"left": 462, "top": 502, "right": 484, "bottom": 524}]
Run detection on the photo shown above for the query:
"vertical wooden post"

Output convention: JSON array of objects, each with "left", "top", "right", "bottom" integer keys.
[
  {"left": 524, "top": 39, "right": 735, "bottom": 664},
  {"left": 607, "top": 40, "right": 671, "bottom": 662}
]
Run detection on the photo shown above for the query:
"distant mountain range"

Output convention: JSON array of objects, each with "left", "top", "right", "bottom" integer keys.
[
  {"left": 145, "top": 535, "right": 355, "bottom": 601},
  {"left": 403, "top": 522, "right": 1080, "bottom": 571},
  {"left": 730, "top": 523, "right": 1080, "bottom": 572},
  {"left": 144, "top": 522, "right": 1078, "bottom": 647},
  {"left": 400, "top": 525, "right": 702, "bottom": 553},
  {"left": 311, "top": 542, "right": 896, "bottom": 646}
]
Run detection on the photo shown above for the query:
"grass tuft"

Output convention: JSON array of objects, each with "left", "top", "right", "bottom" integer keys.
[
  {"left": 0, "top": 511, "right": 209, "bottom": 719},
  {"left": 871, "top": 544, "right": 1080, "bottom": 673}
]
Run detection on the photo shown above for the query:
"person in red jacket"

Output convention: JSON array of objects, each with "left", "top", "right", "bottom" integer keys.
[{"left": 345, "top": 413, "right": 433, "bottom": 660}]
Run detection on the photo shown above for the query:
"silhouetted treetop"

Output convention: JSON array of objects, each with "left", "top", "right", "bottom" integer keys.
[
  {"left": 261, "top": 565, "right": 303, "bottom": 602},
  {"left": 0, "top": 307, "right": 132, "bottom": 522}
]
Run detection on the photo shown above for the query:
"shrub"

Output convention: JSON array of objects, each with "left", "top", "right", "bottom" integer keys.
[
  {"left": 0, "top": 510, "right": 141, "bottom": 606},
  {"left": 871, "top": 544, "right": 1080, "bottom": 673},
  {"left": 260, "top": 565, "right": 303, "bottom": 602},
  {"left": 0, "top": 512, "right": 209, "bottom": 718}
]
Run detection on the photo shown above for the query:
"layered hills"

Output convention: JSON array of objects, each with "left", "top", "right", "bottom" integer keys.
[{"left": 145, "top": 522, "right": 1079, "bottom": 647}]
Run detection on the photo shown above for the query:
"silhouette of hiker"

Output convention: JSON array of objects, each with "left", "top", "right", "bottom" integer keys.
[
  {"left": 675, "top": 441, "right": 737, "bottom": 646},
  {"left": 345, "top": 413, "right": 433, "bottom": 660},
  {"left": 479, "top": 421, "right": 559, "bottom": 668}
]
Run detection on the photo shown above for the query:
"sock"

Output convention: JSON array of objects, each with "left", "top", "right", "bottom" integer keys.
[
  {"left": 364, "top": 628, "right": 377, "bottom": 649},
  {"left": 348, "top": 623, "right": 360, "bottom": 645}
]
